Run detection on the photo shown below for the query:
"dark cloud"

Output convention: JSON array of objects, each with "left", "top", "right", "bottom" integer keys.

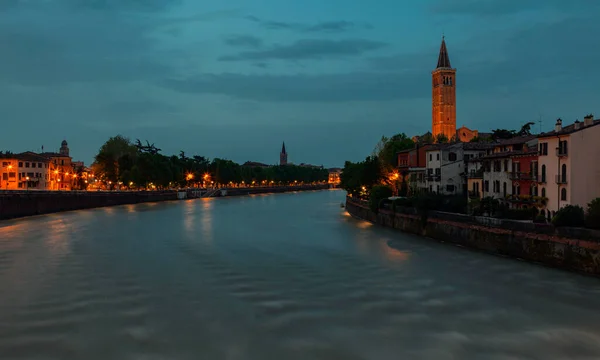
[
  {"left": 104, "top": 100, "right": 178, "bottom": 115},
  {"left": 219, "top": 39, "right": 387, "bottom": 61},
  {"left": 159, "top": 71, "right": 427, "bottom": 102},
  {"left": 224, "top": 35, "right": 263, "bottom": 48},
  {"left": 429, "top": 0, "right": 598, "bottom": 15},
  {"left": 246, "top": 16, "right": 371, "bottom": 32}
]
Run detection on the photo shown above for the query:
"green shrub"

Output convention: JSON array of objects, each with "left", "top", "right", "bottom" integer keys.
[
  {"left": 500, "top": 207, "right": 538, "bottom": 221},
  {"left": 369, "top": 185, "right": 393, "bottom": 213},
  {"left": 534, "top": 214, "right": 547, "bottom": 223},
  {"left": 585, "top": 198, "right": 600, "bottom": 229},
  {"left": 552, "top": 205, "right": 585, "bottom": 227}
]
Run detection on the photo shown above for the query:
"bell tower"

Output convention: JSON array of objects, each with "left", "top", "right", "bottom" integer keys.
[
  {"left": 432, "top": 36, "right": 456, "bottom": 142},
  {"left": 279, "top": 142, "right": 288, "bottom": 166}
]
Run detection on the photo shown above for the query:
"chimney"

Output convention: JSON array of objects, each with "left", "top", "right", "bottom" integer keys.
[
  {"left": 574, "top": 120, "right": 581, "bottom": 130},
  {"left": 584, "top": 114, "right": 594, "bottom": 127},
  {"left": 554, "top": 118, "right": 562, "bottom": 132}
]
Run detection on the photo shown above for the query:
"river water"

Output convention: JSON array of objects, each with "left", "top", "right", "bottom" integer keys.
[{"left": 1, "top": 190, "right": 600, "bottom": 360}]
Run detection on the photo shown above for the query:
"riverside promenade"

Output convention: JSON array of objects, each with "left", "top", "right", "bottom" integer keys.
[{"left": 0, "top": 184, "right": 330, "bottom": 220}]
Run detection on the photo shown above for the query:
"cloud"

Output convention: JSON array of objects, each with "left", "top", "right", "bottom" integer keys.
[
  {"left": 159, "top": 71, "right": 427, "bottom": 103},
  {"left": 219, "top": 39, "right": 387, "bottom": 61},
  {"left": 245, "top": 16, "right": 371, "bottom": 32},
  {"left": 223, "top": 35, "right": 263, "bottom": 48},
  {"left": 429, "top": 0, "right": 598, "bottom": 15},
  {"left": 104, "top": 100, "right": 178, "bottom": 115}
]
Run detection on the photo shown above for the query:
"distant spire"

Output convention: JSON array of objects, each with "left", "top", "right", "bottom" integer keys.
[
  {"left": 281, "top": 142, "right": 286, "bottom": 155},
  {"left": 436, "top": 36, "right": 451, "bottom": 69}
]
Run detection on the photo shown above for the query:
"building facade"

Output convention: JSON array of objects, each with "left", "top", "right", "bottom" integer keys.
[
  {"left": 538, "top": 115, "right": 600, "bottom": 215},
  {"left": 1, "top": 152, "right": 51, "bottom": 190},
  {"left": 423, "top": 143, "right": 486, "bottom": 195},
  {"left": 432, "top": 37, "right": 456, "bottom": 142}
]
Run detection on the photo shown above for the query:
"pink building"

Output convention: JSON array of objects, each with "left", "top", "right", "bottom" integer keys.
[{"left": 537, "top": 115, "right": 600, "bottom": 216}]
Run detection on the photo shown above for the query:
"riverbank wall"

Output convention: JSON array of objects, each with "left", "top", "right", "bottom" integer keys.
[
  {"left": 345, "top": 196, "right": 600, "bottom": 276},
  {"left": 0, "top": 184, "right": 332, "bottom": 221}
]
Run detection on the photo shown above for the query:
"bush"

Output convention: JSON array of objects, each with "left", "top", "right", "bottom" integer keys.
[
  {"left": 552, "top": 205, "right": 585, "bottom": 227},
  {"left": 534, "top": 214, "right": 547, "bottom": 224},
  {"left": 368, "top": 185, "right": 393, "bottom": 213},
  {"left": 499, "top": 207, "right": 538, "bottom": 221},
  {"left": 585, "top": 198, "right": 600, "bottom": 229}
]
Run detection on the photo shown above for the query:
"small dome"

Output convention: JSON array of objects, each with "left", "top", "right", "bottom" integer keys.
[{"left": 61, "top": 140, "right": 68, "bottom": 146}]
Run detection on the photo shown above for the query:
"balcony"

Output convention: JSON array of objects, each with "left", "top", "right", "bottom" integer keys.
[
  {"left": 556, "top": 147, "right": 568, "bottom": 157},
  {"left": 467, "top": 169, "right": 484, "bottom": 179},
  {"left": 427, "top": 175, "right": 441, "bottom": 182},
  {"left": 555, "top": 174, "right": 568, "bottom": 184},
  {"left": 510, "top": 172, "right": 537, "bottom": 181}
]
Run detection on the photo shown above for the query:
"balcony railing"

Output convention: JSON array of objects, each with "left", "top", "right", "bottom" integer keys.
[
  {"left": 467, "top": 169, "right": 484, "bottom": 179},
  {"left": 555, "top": 174, "right": 568, "bottom": 184},
  {"left": 427, "top": 175, "right": 441, "bottom": 182},
  {"left": 509, "top": 172, "right": 537, "bottom": 181},
  {"left": 556, "top": 147, "right": 568, "bottom": 157}
]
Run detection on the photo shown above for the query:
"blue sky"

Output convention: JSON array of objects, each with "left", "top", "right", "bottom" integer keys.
[{"left": 0, "top": 0, "right": 598, "bottom": 167}]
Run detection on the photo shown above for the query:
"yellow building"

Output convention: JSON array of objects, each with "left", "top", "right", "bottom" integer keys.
[{"left": 42, "top": 140, "right": 73, "bottom": 191}]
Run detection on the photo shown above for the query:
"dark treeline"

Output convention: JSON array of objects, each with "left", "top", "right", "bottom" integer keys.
[{"left": 92, "top": 135, "right": 328, "bottom": 189}]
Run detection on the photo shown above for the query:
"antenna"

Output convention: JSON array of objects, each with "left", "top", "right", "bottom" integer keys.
[{"left": 538, "top": 113, "right": 543, "bottom": 134}]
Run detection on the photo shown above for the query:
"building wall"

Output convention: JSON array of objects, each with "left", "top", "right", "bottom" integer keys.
[
  {"left": 538, "top": 136, "right": 568, "bottom": 213},
  {"left": 569, "top": 124, "right": 600, "bottom": 209},
  {"left": 432, "top": 69, "right": 456, "bottom": 141},
  {"left": 456, "top": 126, "right": 479, "bottom": 142},
  {"left": 48, "top": 156, "right": 73, "bottom": 191},
  {"left": 1, "top": 158, "right": 50, "bottom": 190},
  {"left": 426, "top": 149, "right": 441, "bottom": 192},
  {"left": 483, "top": 158, "right": 512, "bottom": 200}
]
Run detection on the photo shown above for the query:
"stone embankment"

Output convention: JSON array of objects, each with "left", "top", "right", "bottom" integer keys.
[
  {"left": 0, "top": 184, "right": 331, "bottom": 221},
  {"left": 345, "top": 196, "right": 600, "bottom": 276}
]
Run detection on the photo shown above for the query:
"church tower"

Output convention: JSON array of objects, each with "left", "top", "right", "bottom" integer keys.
[
  {"left": 432, "top": 37, "right": 456, "bottom": 142},
  {"left": 279, "top": 142, "right": 288, "bottom": 166}
]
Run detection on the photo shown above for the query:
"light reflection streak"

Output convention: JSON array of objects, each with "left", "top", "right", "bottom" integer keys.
[{"left": 200, "top": 199, "right": 213, "bottom": 245}]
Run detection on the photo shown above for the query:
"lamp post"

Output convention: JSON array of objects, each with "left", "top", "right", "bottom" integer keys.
[{"left": 25, "top": 176, "right": 29, "bottom": 191}]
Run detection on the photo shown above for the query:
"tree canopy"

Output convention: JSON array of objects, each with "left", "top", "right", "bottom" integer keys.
[{"left": 92, "top": 135, "right": 328, "bottom": 189}]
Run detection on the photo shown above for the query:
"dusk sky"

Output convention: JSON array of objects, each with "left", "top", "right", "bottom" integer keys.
[{"left": 0, "top": 0, "right": 598, "bottom": 167}]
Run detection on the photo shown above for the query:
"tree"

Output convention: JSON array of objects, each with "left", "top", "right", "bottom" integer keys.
[
  {"left": 377, "top": 133, "right": 414, "bottom": 168},
  {"left": 585, "top": 198, "right": 600, "bottom": 229},
  {"left": 94, "top": 135, "right": 138, "bottom": 186},
  {"left": 517, "top": 122, "right": 536, "bottom": 136},
  {"left": 552, "top": 205, "right": 585, "bottom": 227},
  {"left": 435, "top": 133, "right": 449, "bottom": 143}
]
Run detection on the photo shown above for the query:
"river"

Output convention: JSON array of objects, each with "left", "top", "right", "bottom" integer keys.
[{"left": 1, "top": 189, "right": 600, "bottom": 360}]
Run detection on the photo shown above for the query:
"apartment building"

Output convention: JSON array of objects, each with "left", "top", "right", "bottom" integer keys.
[
  {"left": 1, "top": 152, "right": 51, "bottom": 190},
  {"left": 538, "top": 115, "right": 600, "bottom": 215}
]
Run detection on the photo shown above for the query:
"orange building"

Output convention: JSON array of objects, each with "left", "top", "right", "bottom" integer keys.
[{"left": 432, "top": 37, "right": 456, "bottom": 142}]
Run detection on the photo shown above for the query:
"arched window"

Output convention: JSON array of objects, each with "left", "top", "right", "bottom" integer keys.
[
  {"left": 503, "top": 182, "right": 507, "bottom": 196},
  {"left": 541, "top": 188, "right": 546, "bottom": 197},
  {"left": 561, "top": 188, "right": 567, "bottom": 201},
  {"left": 561, "top": 164, "right": 567, "bottom": 183},
  {"left": 541, "top": 165, "right": 546, "bottom": 182}
]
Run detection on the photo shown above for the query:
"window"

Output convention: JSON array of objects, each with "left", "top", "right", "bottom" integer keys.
[
  {"left": 18, "top": 162, "right": 23, "bottom": 167},
  {"left": 561, "top": 164, "right": 567, "bottom": 183},
  {"left": 436, "top": 154, "right": 440, "bottom": 161},
  {"left": 503, "top": 182, "right": 507, "bottom": 196},
  {"left": 541, "top": 188, "right": 546, "bottom": 197},
  {"left": 435, "top": 168, "right": 441, "bottom": 176},
  {"left": 429, "top": 154, "right": 432, "bottom": 161},
  {"left": 446, "top": 185, "right": 455, "bottom": 192},
  {"left": 504, "top": 160, "right": 509, "bottom": 172},
  {"left": 449, "top": 152, "right": 457, "bottom": 162},
  {"left": 539, "top": 142, "right": 548, "bottom": 155},
  {"left": 2, "top": 173, "right": 6, "bottom": 181},
  {"left": 484, "top": 180, "right": 489, "bottom": 192},
  {"left": 561, "top": 188, "right": 567, "bottom": 201},
  {"left": 38, "top": 163, "right": 42, "bottom": 168},
  {"left": 541, "top": 165, "right": 546, "bottom": 182},
  {"left": 25, "top": 162, "right": 30, "bottom": 168}
]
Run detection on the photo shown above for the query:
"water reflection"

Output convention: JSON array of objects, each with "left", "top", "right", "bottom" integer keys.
[{"left": 0, "top": 190, "right": 600, "bottom": 360}]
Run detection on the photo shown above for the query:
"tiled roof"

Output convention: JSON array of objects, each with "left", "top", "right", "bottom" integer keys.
[
  {"left": 495, "top": 135, "right": 536, "bottom": 146},
  {"left": 40, "top": 152, "right": 70, "bottom": 158},
  {"left": 15, "top": 151, "right": 51, "bottom": 162},
  {"left": 479, "top": 149, "right": 537, "bottom": 160},
  {"left": 538, "top": 119, "right": 600, "bottom": 138},
  {"left": 462, "top": 142, "right": 495, "bottom": 150},
  {"left": 436, "top": 37, "right": 451, "bottom": 69}
]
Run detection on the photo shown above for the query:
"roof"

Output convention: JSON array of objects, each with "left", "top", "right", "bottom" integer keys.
[
  {"left": 479, "top": 149, "right": 537, "bottom": 160},
  {"left": 15, "top": 151, "right": 51, "bottom": 162},
  {"left": 40, "top": 152, "right": 71, "bottom": 158},
  {"left": 495, "top": 135, "right": 536, "bottom": 146},
  {"left": 462, "top": 142, "right": 495, "bottom": 150},
  {"left": 538, "top": 119, "right": 600, "bottom": 138},
  {"left": 436, "top": 37, "right": 452, "bottom": 69},
  {"left": 281, "top": 142, "right": 286, "bottom": 154}
]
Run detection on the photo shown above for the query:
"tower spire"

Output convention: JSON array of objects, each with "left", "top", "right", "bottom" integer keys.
[
  {"left": 281, "top": 142, "right": 286, "bottom": 155},
  {"left": 436, "top": 36, "right": 451, "bottom": 69}
]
